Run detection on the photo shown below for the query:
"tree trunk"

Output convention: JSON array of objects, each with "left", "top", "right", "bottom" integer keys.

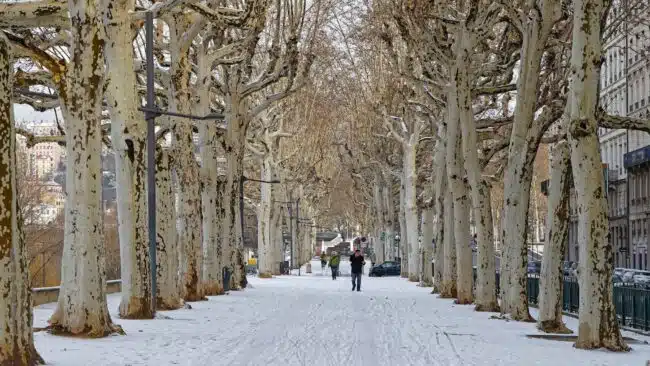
[
  {"left": 399, "top": 176, "right": 408, "bottom": 277},
  {"left": 421, "top": 208, "right": 434, "bottom": 287},
  {"left": 432, "top": 127, "right": 446, "bottom": 294},
  {"left": 474, "top": 181, "right": 499, "bottom": 312},
  {"left": 48, "top": 0, "right": 122, "bottom": 337},
  {"left": 455, "top": 28, "right": 497, "bottom": 311},
  {"left": 197, "top": 48, "right": 223, "bottom": 296},
  {"left": 501, "top": 0, "right": 559, "bottom": 321},
  {"left": 257, "top": 156, "right": 274, "bottom": 278},
  {"left": 568, "top": 0, "right": 628, "bottom": 350},
  {"left": 383, "top": 171, "right": 395, "bottom": 260},
  {"left": 447, "top": 83, "right": 473, "bottom": 305},
  {"left": 373, "top": 173, "right": 385, "bottom": 264},
  {"left": 102, "top": 0, "right": 152, "bottom": 319},
  {"left": 271, "top": 193, "right": 283, "bottom": 275},
  {"left": 0, "top": 33, "right": 44, "bottom": 365},
  {"left": 200, "top": 126, "right": 224, "bottom": 294},
  {"left": 155, "top": 148, "right": 182, "bottom": 310},
  {"left": 538, "top": 141, "right": 571, "bottom": 333},
  {"left": 404, "top": 141, "right": 420, "bottom": 282},
  {"left": 169, "top": 14, "right": 204, "bottom": 302},
  {"left": 440, "top": 184, "right": 457, "bottom": 298},
  {"left": 222, "top": 84, "right": 249, "bottom": 290}
]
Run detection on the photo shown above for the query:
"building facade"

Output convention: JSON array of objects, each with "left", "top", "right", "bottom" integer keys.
[
  {"left": 566, "top": 5, "right": 650, "bottom": 269},
  {"left": 16, "top": 120, "right": 65, "bottom": 180}
]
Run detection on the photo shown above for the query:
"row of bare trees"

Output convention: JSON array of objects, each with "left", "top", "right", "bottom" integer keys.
[
  {"left": 0, "top": 0, "right": 339, "bottom": 363},
  {"left": 331, "top": 0, "right": 650, "bottom": 353}
]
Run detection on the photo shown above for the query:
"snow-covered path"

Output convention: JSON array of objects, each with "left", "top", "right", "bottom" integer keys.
[{"left": 34, "top": 261, "right": 650, "bottom": 366}]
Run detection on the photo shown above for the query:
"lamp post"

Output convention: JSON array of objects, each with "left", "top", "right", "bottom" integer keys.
[{"left": 140, "top": 12, "right": 224, "bottom": 313}]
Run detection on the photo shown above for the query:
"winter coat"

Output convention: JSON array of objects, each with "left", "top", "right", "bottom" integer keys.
[
  {"left": 329, "top": 255, "right": 340, "bottom": 267},
  {"left": 349, "top": 255, "right": 365, "bottom": 274}
]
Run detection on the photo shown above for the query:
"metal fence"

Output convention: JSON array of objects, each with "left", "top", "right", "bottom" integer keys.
[
  {"left": 525, "top": 275, "right": 650, "bottom": 331},
  {"left": 462, "top": 268, "right": 650, "bottom": 332}
]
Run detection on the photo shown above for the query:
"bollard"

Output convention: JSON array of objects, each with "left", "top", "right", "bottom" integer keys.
[
  {"left": 306, "top": 263, "right": 312, "bottom": 273},
  {"left": 222, "top": 267, "right": 232, "bottom": 292}
]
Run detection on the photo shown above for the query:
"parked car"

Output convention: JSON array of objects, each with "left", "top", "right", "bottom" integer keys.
[
  {"left": 369, "top": 261, "right": 401, "bottom": 277},
  {"left": 613, "top": 273, "right": 624, "bottom": 286},
  {"left": 562, "top": 261, "right": 575, "bottom": 276},
  {"left": 527, "top": 261, "right": 542, "bottom": 274}
]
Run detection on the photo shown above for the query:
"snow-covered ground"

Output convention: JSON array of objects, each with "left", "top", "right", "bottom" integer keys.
[{"left": 34, "top": 260, "right": 650, "bottom": 366}]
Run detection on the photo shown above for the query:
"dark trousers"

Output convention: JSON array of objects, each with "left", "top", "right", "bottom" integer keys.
[
  {"left": 351, "top": 272, "right": 362, "bottom": 290},
  {"left": 331, "top": 266, "right": 338, "bottom": 279}
]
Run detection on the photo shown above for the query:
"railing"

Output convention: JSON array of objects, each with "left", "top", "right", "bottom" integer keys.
[
  {"left": 526, "top": 275, "right": 650, "bottom": 332},
  {"left": 31, "top": 280, "right": 122, "bottom": 306},
  {"left": 459, "top": 266, "right": 650, "bottom": 332}
]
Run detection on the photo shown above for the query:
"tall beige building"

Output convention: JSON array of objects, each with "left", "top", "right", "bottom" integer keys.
[{"left": 16, "top": 120, "right": 65, "bottom": 180}]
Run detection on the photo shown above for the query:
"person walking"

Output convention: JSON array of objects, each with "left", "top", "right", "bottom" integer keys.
[
  {"left": 350, "top": 249, "right": 366, "bottom": 291},
  {"left": 320, "top": 253, "right": 328, "bottom": 271},
  {"left": 329, "top": 251, "right": 340, "bottom": 280}
]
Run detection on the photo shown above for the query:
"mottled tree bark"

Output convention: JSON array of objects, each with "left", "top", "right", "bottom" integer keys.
[
  {"left": 501, "top": 0, "right": 560, "bottom": 321},
  {"left": 568, "top": 0, "right": 628, "bottom": 350},
  {"left": 447, "top": 76, "right": 473, "bottom": 305},
  {"left": 48, "top": 0, "right": 122, "bottom": 337},
  {"left": 155, "top": 148, "right": 182, "bottom": 310},
  {"left": 102, "top": 0, "right": 152, "bottom": 319},
  {"left": 538, "top": 141, "right": 571, "bottom": 333},
  {"left": 0, "top": 32, "right": 44, "bottom": 366},
  {"left": 169, "top": 14, "right": 204, "bottom": 302}
]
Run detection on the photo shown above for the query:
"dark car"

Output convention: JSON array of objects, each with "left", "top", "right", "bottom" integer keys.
[
  {"left": 527, "top": 261, "right": 542, "bottom": 274},
  {"left": 369, "top": 261, "right": 401, "bottom": 277}
]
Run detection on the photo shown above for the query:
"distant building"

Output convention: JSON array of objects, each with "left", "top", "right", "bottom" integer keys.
[
  {"left": 40, "top": 181, "right": 65, "bottom": 213},
  {"left": 16, "top": 120, "right": 65, "bottom": 180},
  {"left": 25, "top": 204, "right": 59, "bottom": 226}
]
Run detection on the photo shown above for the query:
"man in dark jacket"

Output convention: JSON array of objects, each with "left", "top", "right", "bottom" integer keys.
[{"left": 349, "top": 250, "right": 366, "bottom": 291}]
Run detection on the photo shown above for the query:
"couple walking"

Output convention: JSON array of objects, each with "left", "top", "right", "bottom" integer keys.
[{"left": 327, "top": 250, "right": 365, "bottom": 291}]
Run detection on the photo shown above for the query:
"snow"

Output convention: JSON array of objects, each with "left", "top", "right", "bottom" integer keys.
[{"left": 34, "top": 260, "right": 650, "bottom": 366}]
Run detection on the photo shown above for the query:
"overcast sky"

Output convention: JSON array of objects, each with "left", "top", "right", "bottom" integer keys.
[{"left": 14, "top": 104, "right": 56, "bottom": 124}]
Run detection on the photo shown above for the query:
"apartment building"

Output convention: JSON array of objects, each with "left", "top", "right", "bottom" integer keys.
[
  {"left": 16, "top": 120, "right": 65, "bottom": 180},
  {"left": 566, "top": 4, "right": 650, "bottom": 269}
]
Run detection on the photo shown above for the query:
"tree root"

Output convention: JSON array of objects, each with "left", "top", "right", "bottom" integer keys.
[
  {"left": 46, "top": 322, "right": 125, "bottom": 338},
  {"left": 202, "top": 282, "right": 225, "bottom": 296},
  {"left": 119, "top": 296, "right": 155, "bottom": 319},
  {"left": 510, "top": 311, "right": 536, "bottom": 323},
  {"left": 538, "top": 320, "right": 572, "bottom": 334},
  {"left": 156, "top": 297, "right": 183, "bottom": 310},
  {"left": 258, "top": 272, "right": 273, "bottom": 279},
  {"left": 408, "top": 275, "right": 419, "bottom": 282},
  {"left": 454, "top": 298, "right": 473, "bottom": 305},
  {"left": 183, "top": 293, "right": 208, "bottom": 302},
  {"left": 474, "top": 302, "right": 500, "bottom": 313},
  {"left": 7, "top": 344, "right": 46, "bottom": 365},
  {"left": 574, "top": 322, "right": 631, "bottom": 352}
]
